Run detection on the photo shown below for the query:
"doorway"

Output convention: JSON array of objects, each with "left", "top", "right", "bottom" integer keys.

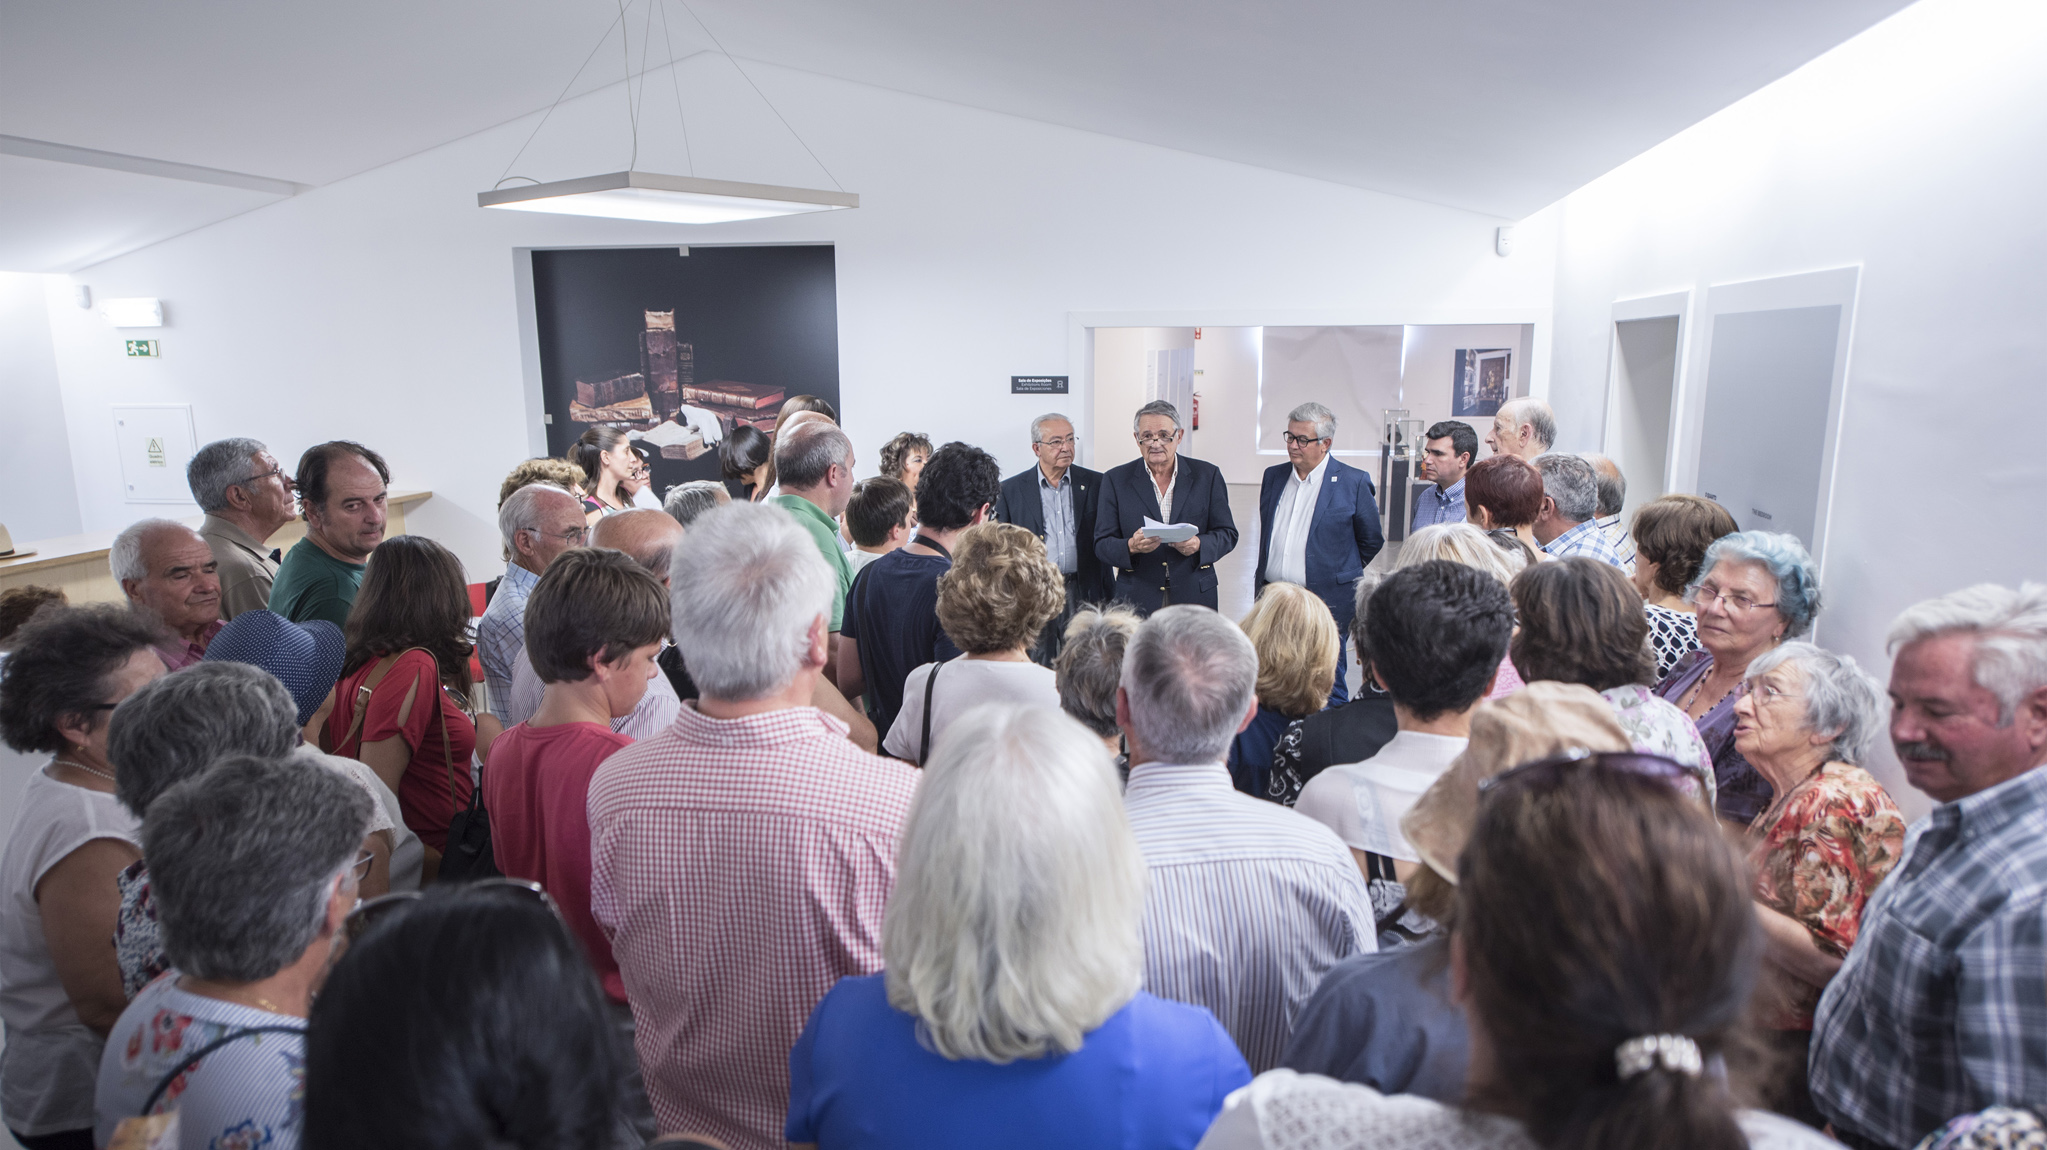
[{"left": 1608, "top": 315, "right": 1681, "bottom": 519}]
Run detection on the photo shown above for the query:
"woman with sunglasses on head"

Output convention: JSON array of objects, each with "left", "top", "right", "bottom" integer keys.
[
  {"left": 1202, "top": 748, "right": 1834, "bottom": 1150},
  {"left": 0, "top": 606, "right": 163, "bottom": 1150},
  {"left": 1652, "top": 531, "right": 1824, "bottom": 826},
  {"left": 94, "top": 755, "right": 372, "bottom": 1150},
  {"left": 1732, "top": 642, "right": 1904, "bottom": 1128},
  {"left": 307, "top": 882, "right": 635, "bottom": 1150}
]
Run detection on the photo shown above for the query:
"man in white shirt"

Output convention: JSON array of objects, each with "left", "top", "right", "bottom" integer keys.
[
  {"left": 1117, "top": 605, "right": 1374, "bottom": 1072},
  {"left": 1296, "top": 560, "right": 1515, "bottom": 941},
  {"left": 1253, "top": 402, "right": 1384, "bottom": 703}
]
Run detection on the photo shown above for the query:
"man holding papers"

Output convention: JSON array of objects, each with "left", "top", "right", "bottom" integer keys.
[
  {"left": 1095, "top": 400, "right": 1239, "bottom": 613},
  {"left": 1253, "top": 402, "right": 1384, "bottom": 704}
]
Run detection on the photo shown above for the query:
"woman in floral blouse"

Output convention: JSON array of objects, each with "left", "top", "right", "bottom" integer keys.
[{"left": 1734, "top": 640, "right": 1906, "bottom": 1128}]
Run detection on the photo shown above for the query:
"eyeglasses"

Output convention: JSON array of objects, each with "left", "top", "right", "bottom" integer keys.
[
  {"left": 1282, "top": 432, "right": 1327, "bottom": 447},
  {"left": 1480, "top": 747, "right": 1696, "bottom": 795},
  {"left": 1135, "top": 431, "right": 1180, "bottom": 445},
  {"left": 236, "top": 465, "right": 293, "bottom": 489},
  {"left": 350, "top": 850, "right": 375, "bottom": 883},
  {"left": 1692, "top": 585, "right": 1778, "bottom": 614},
  {"left": 549, "top": 526, "right": 590, "bottom": 545},
  {"left": 342, "top": 878, "right": 558, "bottom": 943},
  {"left": 1034, "top": 436, "right": 1074, "bottom": 449},
  {"left": 1735, "top": 679, "right": 1804, "bottom": 706}
]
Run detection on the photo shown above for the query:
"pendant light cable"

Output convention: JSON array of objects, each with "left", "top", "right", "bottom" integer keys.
[
  {"left": 656, "top": 0, "right": 695, "bottom": 175},
  {"left": 497, "top": 5, "right": 630, "bottom": 187},
  {"left": 666, "top": 0, "right": 843, "bottom": 191}
]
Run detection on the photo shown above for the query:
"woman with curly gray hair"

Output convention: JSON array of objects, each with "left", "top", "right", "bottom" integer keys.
[
  {"left": 884, "top": 523, "right": 1065, "bottom": 764},
  {"left": 1653, "top": 531, "right": 1823, "bottom": 825}
]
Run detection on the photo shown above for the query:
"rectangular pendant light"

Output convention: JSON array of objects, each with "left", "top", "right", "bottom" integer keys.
[{"left": 478, "top": 171, "right": 857, "bottom": 225}]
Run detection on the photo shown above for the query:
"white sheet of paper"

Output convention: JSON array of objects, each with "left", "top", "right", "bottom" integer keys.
[{"left": 1142, "top": 516, "right": 1199, "bottom": 544}]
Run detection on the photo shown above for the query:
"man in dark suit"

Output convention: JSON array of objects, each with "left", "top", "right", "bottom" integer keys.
[
  {"left": 1094, "top": 400, "right": 1238, "bottom": 614},
  {"left": 1255, "top": 401, "right": 1384, "bottom": 704},
  {"left": 995, "top": 412, "right": 1114, "bottom": 664}
]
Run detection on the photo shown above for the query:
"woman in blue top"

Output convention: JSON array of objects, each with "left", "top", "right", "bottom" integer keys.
[{"left": 787, "top": 702, "right": 1251, "bottom": 1150}]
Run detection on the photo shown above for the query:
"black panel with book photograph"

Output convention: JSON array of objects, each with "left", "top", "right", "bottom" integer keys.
[{"left": 531, "top": 245, "right": 840, "bottom": 501}]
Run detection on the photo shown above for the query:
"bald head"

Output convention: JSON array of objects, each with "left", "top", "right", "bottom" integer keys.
[
  {"left": 1487, "top": 397, "right": 1556, "bottom": 461},
  {"left": 591, "top": 509, "right": 685, "bottom": 585},
  {"left": 111, "top": 519, "right": 221, "bottom": 640},
  {"left": 1582, "top": 453, "right": 1627, "bottom": 519}
]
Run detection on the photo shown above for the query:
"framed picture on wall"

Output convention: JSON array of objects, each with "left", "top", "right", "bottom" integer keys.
[
  {"left": 530, "top": 245, "right": 841, "bottom": 500},
  {"left": 1452, "top": 348, "right": 1511, "bottom": 417}
]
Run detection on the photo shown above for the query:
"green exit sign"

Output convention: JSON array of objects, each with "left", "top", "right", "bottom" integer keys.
[{"left": 125, "top": 339, "right": 159, "bottom": 357}]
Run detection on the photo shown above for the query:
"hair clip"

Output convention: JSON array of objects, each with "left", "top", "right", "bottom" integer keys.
[{"left": 1616, "top": 1034, "right": 1702, "bottom": 1079}]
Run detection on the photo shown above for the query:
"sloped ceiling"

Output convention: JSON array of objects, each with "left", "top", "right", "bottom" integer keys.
[{"left": 0, "top": 0, "right": 1917, "bottom": 271}]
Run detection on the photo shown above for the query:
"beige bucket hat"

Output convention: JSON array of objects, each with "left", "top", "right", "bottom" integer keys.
[{"left": 1400, "top": 681, "right": 1630, "bottom": 885}]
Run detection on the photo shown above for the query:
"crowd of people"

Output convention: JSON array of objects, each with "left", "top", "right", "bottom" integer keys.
[{"left": 0, "top": 393, "right": 2041, "bottom": 1150}]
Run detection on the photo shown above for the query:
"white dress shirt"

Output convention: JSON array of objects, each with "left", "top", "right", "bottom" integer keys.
[
  {"left": 1266, "top": 456, "right": 1330, "bottom": 588},
  {"left": 1149, "top": 458, "right": 1180, "bottom": 524}
]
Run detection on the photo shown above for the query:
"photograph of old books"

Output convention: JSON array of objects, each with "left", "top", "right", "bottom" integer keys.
[{"left": 533, "top": 245, "right": 840, "bottom": 499}]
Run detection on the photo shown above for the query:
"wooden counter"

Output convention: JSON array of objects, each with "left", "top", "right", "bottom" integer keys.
[{"left": 0, "top": 489, "right": 434, "bottom": 604}]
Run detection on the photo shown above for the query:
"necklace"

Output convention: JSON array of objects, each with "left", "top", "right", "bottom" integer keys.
[{"left": 53, "top": 758, "right": 117, "bottom": 785}]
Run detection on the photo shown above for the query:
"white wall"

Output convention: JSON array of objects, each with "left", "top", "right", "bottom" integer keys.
[
  {"left": 1546, "top": 0, "right": 2047, "bottom": 818},
  {"left": 0, "top": 273, "right": 82, "bottom": 543},
  {"left": 25, "top": 54, "right": 1554, "bottom": 579}
]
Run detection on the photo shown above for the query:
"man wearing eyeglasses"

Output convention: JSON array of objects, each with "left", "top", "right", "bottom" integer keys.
[
  {"left": 1095, "top": 400, "right": 1239, "bottom": 614},
  {"left": 187, "top": 438, "right": 300, "bottom": 620},
  {"left": 478, "top": 483, "right": 589, "bottom": 723},
  {"left": 994, "top": 413, "right": 1114, "bottom": 662},
  {"left": 1254, "top": 403, "right": 1384, "bottom": 703}
]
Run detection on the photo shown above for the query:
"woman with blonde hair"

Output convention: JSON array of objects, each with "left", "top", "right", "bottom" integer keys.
[
  {"left": 1228, "top": 583, "right": 1339, "bottom": 799},
  {"left": 884, "top": 523, "right": 1065, "bottom": 764},
  {"left": 788, "top": 703, "right": 1249, "bottom": 1149}
]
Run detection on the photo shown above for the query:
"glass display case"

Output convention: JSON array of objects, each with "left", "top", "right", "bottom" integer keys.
[{"left": 1380, "top": 409, "right": 1426, "bottom": 542}]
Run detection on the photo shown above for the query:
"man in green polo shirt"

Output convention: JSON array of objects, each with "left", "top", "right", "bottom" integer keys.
[
  {"left": 768, "top": 420, "right": 858, "bottom": 683},
  {"left": 269, "top": 441, "right": 390, "bottom": 627}
]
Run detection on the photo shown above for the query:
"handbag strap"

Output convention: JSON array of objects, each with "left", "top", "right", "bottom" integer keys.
[
  {"left": 917, "top": 658, "right": 946, "bottom": 768},
  {"left": 911, "top": 534, "right": 951, "bottom": 561},
  {"left": 333, "top": 647, "right": 433, "bottom": 758},
  {"left": 141, "top": 1025, "right": 306, "bottom": 1117}
]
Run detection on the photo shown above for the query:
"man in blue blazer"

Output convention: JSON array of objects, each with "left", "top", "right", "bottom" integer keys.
[
  {"left": 1255, "top": 402, "right": 1384, "bottom": 703},
  {"left": 994, "top": 413, "right": 1114, "bottom": 662},
  {"left": 1093, "top": 400, "right": 1238, "bottom": 614}
]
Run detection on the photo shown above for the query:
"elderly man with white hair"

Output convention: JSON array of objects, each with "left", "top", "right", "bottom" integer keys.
[
  {"left": 588, "top": 502, "right": 918, "bottom": 1150},
  {"left": 1253, "top": 401, "right": 1383, "bottom": 705},
  {"left": 1482, "top": 395, "right": 1555, "bottom": 462},
  {"left": 112, "top": 518, "right": 224, "bottom": 670},
  {"left": 476, "top": 482, "right": 588, "bottom": 722},
  {"left": 186, "top": 437, "right": 299, "bottom": 620},
  {"left": 1810, "top": 583, "right": 2047, "bottom": 1150},
  {"left": 1116, "top": 606, "right": 1374, "bottom": 1073}
]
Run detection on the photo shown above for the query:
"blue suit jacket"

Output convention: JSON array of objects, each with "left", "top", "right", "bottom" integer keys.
[
  {"left": 1093, "top": 455, "right": 1238, "bottom": 613},
  {"left": 1254, "top": 458, "right": 1384, "bottom": 627}
]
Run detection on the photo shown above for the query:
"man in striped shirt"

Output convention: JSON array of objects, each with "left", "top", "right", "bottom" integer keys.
[
  {"left": 1116, "top": 606, "right": 1376, "bottom": 1072},
  {"left": 589, "top": 503, "right": 919, "bottom": 1150}
]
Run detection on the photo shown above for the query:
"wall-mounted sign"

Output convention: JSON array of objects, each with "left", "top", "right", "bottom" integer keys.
[
  {"left": 125, "top": 340, "right": 160, "bottom": 357},
  {"left": 113, "top": 404, "right": 197, "bottom": 503},
  {"left": 1012, "top": 375, "right": 1068, "bottom": 395}
]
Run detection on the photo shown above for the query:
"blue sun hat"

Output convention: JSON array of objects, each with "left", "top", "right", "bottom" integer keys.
[{"left": 201, "top": 609, "right": 346, "bottom": 726}]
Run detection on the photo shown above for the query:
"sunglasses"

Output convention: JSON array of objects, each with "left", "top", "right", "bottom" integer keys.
[
  {"left": 343, "top": 878, "right": 557, "bottom": 943},
  {"left": 1480, "top": 747, "right": 1695, "bottom": 794}
]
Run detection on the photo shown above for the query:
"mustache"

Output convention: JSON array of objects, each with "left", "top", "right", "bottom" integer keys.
[{"left": 1895, "top": 740, "right": 1950, "bottom": 762}]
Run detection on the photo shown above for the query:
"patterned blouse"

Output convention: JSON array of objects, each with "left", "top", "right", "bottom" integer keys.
[
  {"left": 1746, "top": 760, "right": 1906, "bottom": 1030},
  {"left": 1645, "top": 604, "right": 1702, "bottom": 680}
]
